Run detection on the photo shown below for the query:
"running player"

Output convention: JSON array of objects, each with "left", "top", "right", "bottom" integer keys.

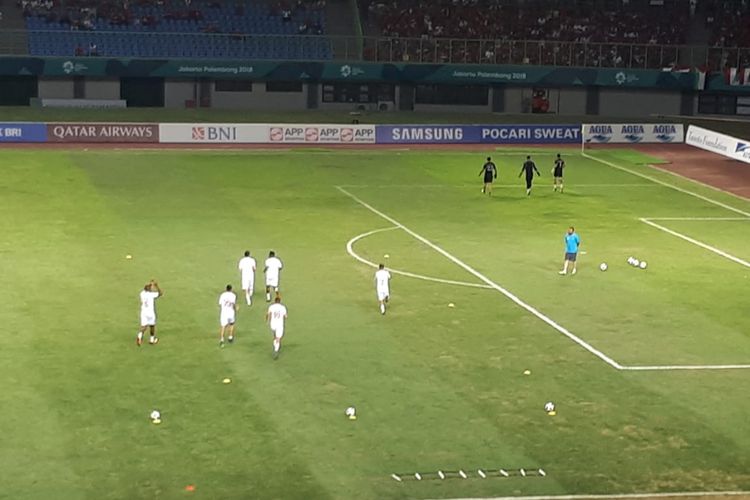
[
  {"left": 518, "top": 155, "right": 541, "bottom": 196},
  {"left": 238, "top": 250, "right": 256, "bottom": 306},
  {"left": 266, "top": 295, "right": 288, "bottom": 360},
  {"left": 559, "top": 226, "right": 581, "bottom": 276},
  {"left": 264, "top": 251, "right": 283, "bottom": 302},
  {"left": 218, "top": 284, "right": 238, "bottom": 347},
  {"left": 374, "top": 263, "right": 391, "bottom": 315},
  {"left": 478, "top": 156, "right": 497, "bottom": 196},
  {"left": 136, "top": 280, "right": 162, "bottom": 346},
  {"left": 552, "top": 154, "right": 565, "bottom": 193}
]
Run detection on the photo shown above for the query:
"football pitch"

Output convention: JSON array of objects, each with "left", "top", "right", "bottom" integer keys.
[{"left": 1, "top": 146, "right": 749, "bottom": 500}]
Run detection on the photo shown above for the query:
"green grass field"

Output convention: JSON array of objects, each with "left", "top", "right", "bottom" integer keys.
[{"left": 1, "top": 146, "right": 749, "bottom": 500}]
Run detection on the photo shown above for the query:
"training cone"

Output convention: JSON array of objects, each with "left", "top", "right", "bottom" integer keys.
[
  {"left": 152, "top": 418, "right": 162, "bottom": 425},
  {"left": 222, "top": 378, "right": 231, "bottom": 384},
  {"left": 547, "top": 411, "right": 556, "bottom": 417}
]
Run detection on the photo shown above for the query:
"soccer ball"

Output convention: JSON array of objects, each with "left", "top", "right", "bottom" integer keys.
[
  {"left": 639, "top": 261, "right": 647, "bottom": 269},
  {"left": 544, "top": 402, "right": 555, "bottom": 413},
  {"left": 632, "top": 259, "right": 640, "bottom": 267},
  {"left": 599, "top": 263, "right": 608, "bottom": 271},
  {"left": 627, "top": 257, "right": 635, "bottom": 265},
  {"left": 345, "top": 406, "right": 356, "bottom": 418},
  {"left": 150, "top": 410, "right": 161, "bottom": 421}
]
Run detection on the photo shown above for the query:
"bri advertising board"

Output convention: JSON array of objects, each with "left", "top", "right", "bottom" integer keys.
[
  {"left": 583, "top": 123, "right": 684, "bottom": 144},
  {"left": 685, "top": 125, "right": 750, "bottom": 165},
  {"left": 0, "top": 123, "right": 47, "bottom": 142},
  {"left": 375, "top": 125, "right": 580, "bottom": 144},
  {"left": 159, "top": 123, "right": 376, "bottom": 144}
]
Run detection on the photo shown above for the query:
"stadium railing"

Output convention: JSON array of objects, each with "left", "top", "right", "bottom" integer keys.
[{"left": 1, "top": 29, "right": 748, "bottom": 70}]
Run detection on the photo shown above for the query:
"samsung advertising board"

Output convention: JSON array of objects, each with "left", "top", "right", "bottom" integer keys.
[{"left": 375, "top": 125, "right": 580, "bottom": 144}]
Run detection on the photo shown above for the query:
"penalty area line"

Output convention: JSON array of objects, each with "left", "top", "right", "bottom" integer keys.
[
  {"left": 639, "top": 218, "right": 750, "bottom": 268},
  {"left": 434, "top": 491, "right": 750, "bottom": 500},
  {"left": 336, "top": 186, "right": 623, "bottom": 370},
  {"left": 346, "top": 227, "right": 492, "bottom": 290}
]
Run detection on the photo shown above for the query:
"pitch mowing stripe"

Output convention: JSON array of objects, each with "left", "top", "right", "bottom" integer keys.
[
  {"left": 639, "top": 218, "right": 750, "bottom": 268},
  {"left": 582, "top": 152, "right": 750, "bottom": 218},
  {"left": 336, "top": 186, "right": 623, "bottom": 370},
  {"left": 435, "top": 491, "right": 750, "bottom": 500}
]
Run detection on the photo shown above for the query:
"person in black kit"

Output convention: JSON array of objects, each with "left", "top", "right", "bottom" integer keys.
[
  {"left": 518, "top": 155, "right": 541, "bottom": 196},
  {"left": 552, "top": 153, "right": 565, "bottom": 193},
  {"left": 479, "top": 156, "right": 497, "bottom": 196}
]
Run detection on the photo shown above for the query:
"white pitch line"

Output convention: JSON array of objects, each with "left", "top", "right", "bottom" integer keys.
[
  {"left": 437, "top": 491, "right": 750, "bottom": 500},
  {"left": 582, "top": 152, "right": 750, "bottom": 218},
  {"left": 346, "top": 227, "right": 492, "bottom": 289},
  {"left": 337, "top": 186, "right": 623, "bottom": 370},
  {"left": 639, "top": 218, "right": 750, "bottom": 268},
  {"left": 644, "top": 217, "right": 750, "bottom": 221},
  {"left": 622, "top": 363, "right": 750, "bottom": 371}
]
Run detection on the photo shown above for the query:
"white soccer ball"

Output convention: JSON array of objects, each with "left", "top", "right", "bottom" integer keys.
[
  {"left": 627, "top": 257, "right": 635, "bottom": 265},
  {"left": 150, "top": 410, "right": 161, "bottom": 421},
  {"left": 544, "top": 401, "right": 555, "bottom": 412},
  {"left": 632, "top": 259, "right": 640, "bottom": 267},
  {"left": 599, "top": 263, "right": 608, "bottom": 271},
  {"left": 639, "top": 261, "right": 647, "bottom": 269},
  {"left": 345, "top": 406, "right": 356, "bottom": 417}
]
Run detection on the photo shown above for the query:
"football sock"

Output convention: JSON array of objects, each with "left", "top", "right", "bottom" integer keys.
[
  {"left": 137, "top": 332, "right": 143, "bottom": 341},
  {"left": 560, "top": 184, "right": 564, "bottom": 193},
  {"left": 563, "top": 262, "right": 569, "bottom": 273},
  {"left": 266, "top": 292, "right": 271, "bottom": 301},
  {"left": 273, "top": 340, "right": 280, "bottom": 352},
  {"left": 380, "top": 303, "right": 385, "bottom": 314}
]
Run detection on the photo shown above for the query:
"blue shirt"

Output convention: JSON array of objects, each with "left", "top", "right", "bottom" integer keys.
[{"left": 565, "top": 233, "right": 580, "bottom": 253}]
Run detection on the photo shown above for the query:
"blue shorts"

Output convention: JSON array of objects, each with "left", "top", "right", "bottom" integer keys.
[{"left": 565, "top": 252, "right": 577, "bottom": 262}]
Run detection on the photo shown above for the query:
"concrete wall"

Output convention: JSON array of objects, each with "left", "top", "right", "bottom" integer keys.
[
  {"left": 84, "top": 79, "right": 120, "bottom": 100},
  {"left": 209, "top": 82, "right": 307, "bottom": 110},
  {"left": 164, "top": 80, "right": 196, "bottom": 108},
  {"left": 598, "top": 89, "right": 682, "bottom": 117},
  {"left": 558, "top": 88, "right": 587, "bottom": 115},
  {"left": 38, "top": 78, "right": 75, "bottom": 99}
]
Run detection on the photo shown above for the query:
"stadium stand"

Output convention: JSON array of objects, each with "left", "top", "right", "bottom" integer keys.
[{"left": 23, "top": 0, "right": 332, "bottom": 59}]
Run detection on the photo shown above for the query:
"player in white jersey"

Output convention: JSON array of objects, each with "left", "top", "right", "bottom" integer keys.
[
  {"left": 265, "top": 295, "right": 287, "bottom": 360},
  {"left": 263, "top": 250, "right": 283, "bottom": 302},
  {"left": 374, "top": 264, "right": 391, "bottom": 315},
  {"left": 238, "top": 250, "right": 257, "bottom": 306},
  {"left": 218, "top": 284, "right": 239, "bottom": 347},
  {"left": 136, "top": 280, "right": 162, "bottom": 346}
]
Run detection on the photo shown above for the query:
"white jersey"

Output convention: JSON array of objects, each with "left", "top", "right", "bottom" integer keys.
[
  {"left": 140, "top": 290, "right": 159, "bottom": 315},
  {"left": 264, "top": 256, "right": 283, "bottom": 287},
  {"left": 219, "top": 291, "right": 237, "bottom": 314},
  {"left": 238, "top": 256, "right": 256, "bottom": 278},
  {"left": 267, "top": 302, "right": 287, "bottom": 330},
  {"left": 375, "top": 269, "right": 391, "bottom": 292}
]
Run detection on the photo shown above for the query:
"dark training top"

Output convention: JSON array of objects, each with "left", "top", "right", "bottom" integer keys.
[
  {"left": 481, "top": 161, "right": 497, "bottom": 182},
  {"left": 553, "top": 158, "right": 565, "bottom": 176},
  {"left": 520, "top": 160, "right": 540, "bottom": 178}
]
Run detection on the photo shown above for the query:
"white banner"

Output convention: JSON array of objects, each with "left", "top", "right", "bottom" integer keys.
[
  {"left": 267, "top": 124, "right": 375, "bottom": 144},
  {"left": 685, "top": 125, "right": 750, "bottom": 164},
  {"left": 159, "top": 123, "right": 267, "bottom": 143},
  {"left": 583, "top": 123, "right": 684, "bottom": 144},
  {"left": 159, "top": 123, "right": 376, "bottom": 144}
]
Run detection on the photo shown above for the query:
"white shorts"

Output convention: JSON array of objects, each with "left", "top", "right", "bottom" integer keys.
[
  {"left": 220, "top": 312, "right": 236, "bottom": 327},
  {"left": 271, "top": 324, "right": 284, "bottom": 339},
  {"left": 140, "top": 311, "right": 156, "bottom": 327},
  {"left": 266, "top": 275, "right": 279, "bottom": 288},
  {"left": 241, "top": 276, "right": 254, "bottom": 291},
  {"left": 377, "top": 289, "right": 389, "bottom": 301}
]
